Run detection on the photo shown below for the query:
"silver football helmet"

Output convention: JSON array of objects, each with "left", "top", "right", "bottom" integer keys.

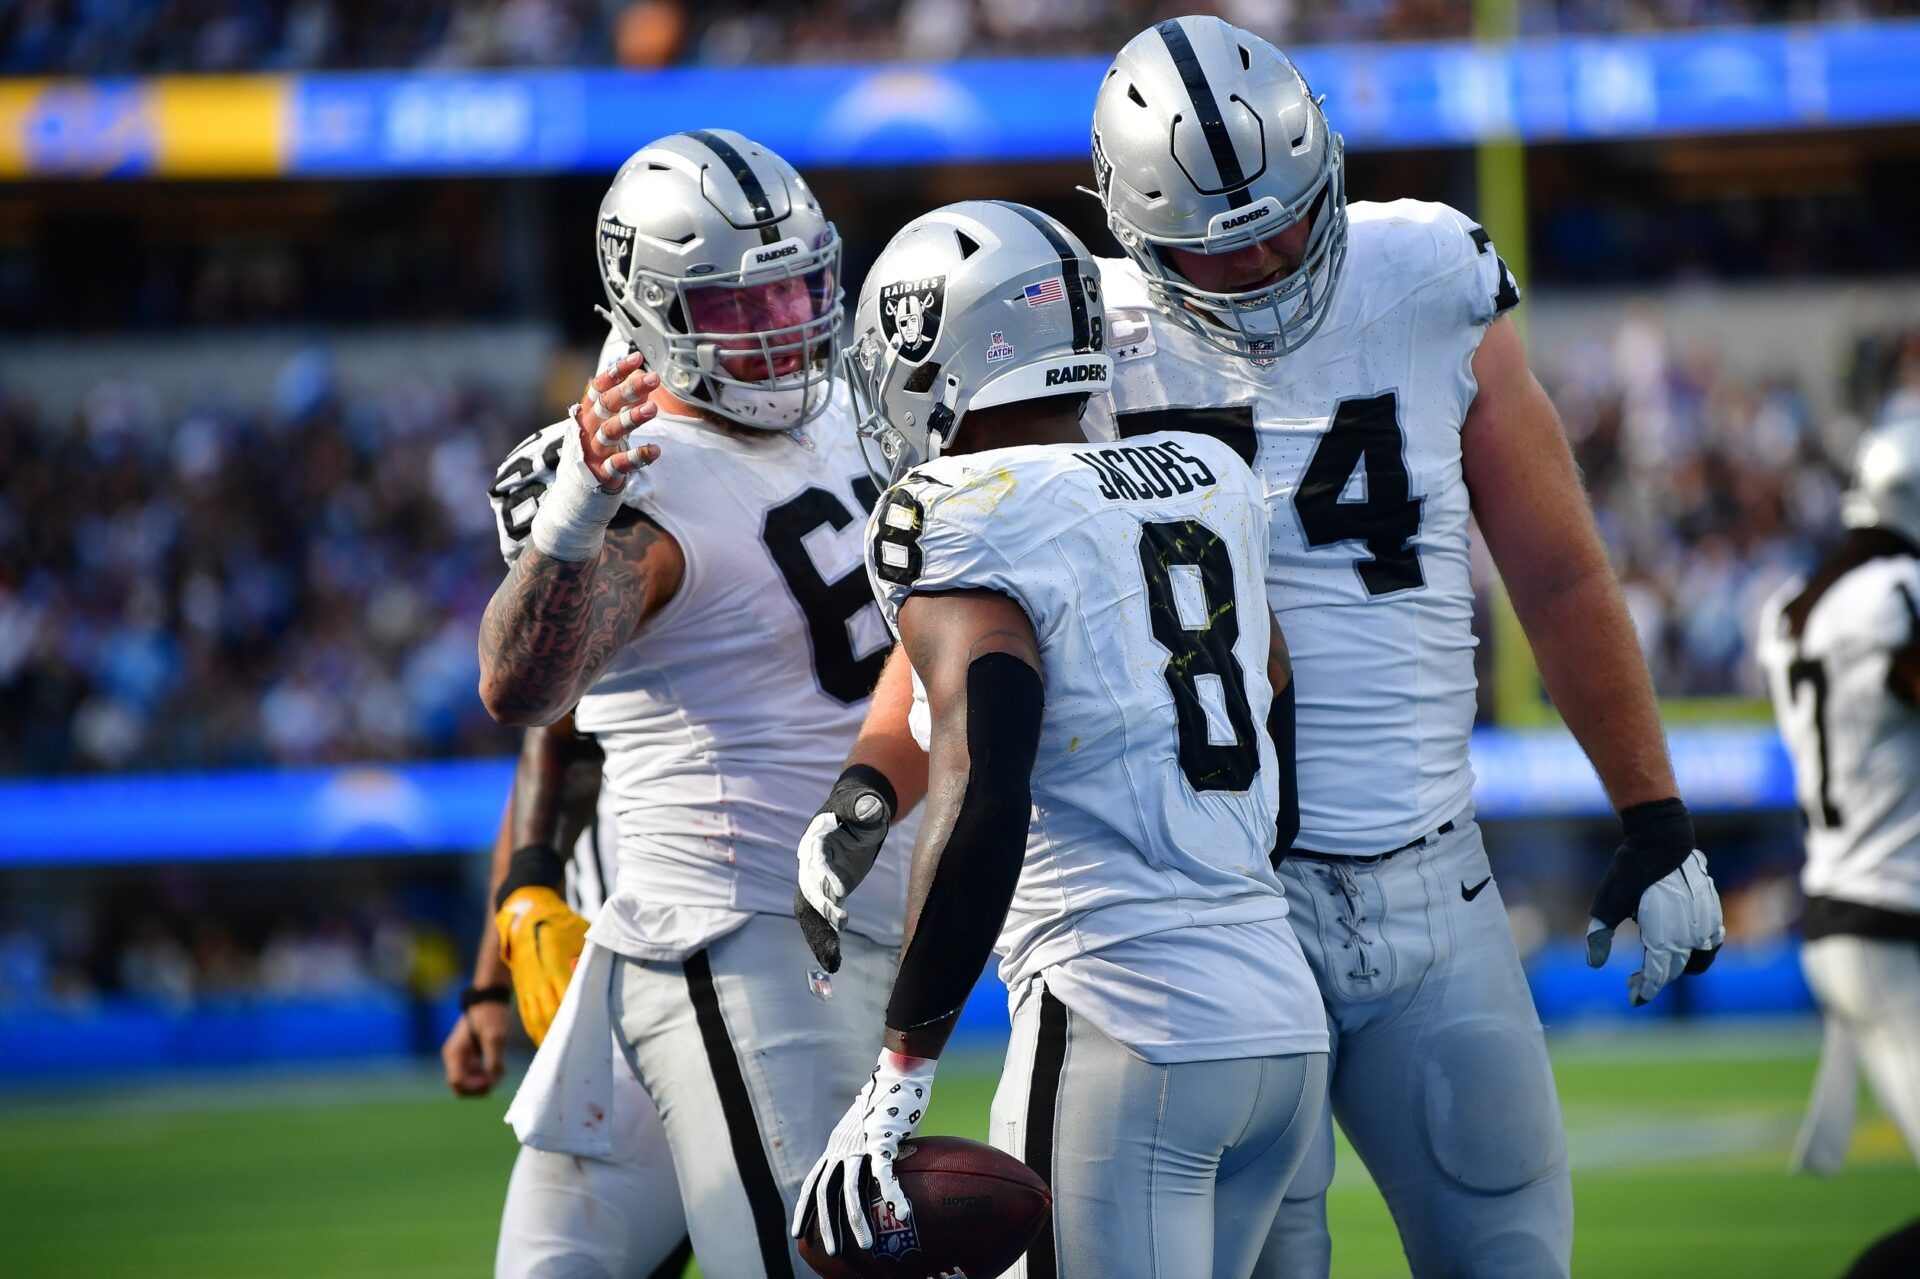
[
  {"left": 1843, "top": 410, "right": 1920, "bottom": 547},
  {"left": 1092, "top": 15, "right": 1347, "bottom": 362},
  {"left": 845, "top": 201, "right": 1112, "bottom": 483},
  {"left": 596, "top": 129, "right": 842, "bottom": 431}
]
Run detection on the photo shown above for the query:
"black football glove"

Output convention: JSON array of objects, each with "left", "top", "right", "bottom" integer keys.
[{"left": 794, "top": 765, "right": 896, "bottom": 973}]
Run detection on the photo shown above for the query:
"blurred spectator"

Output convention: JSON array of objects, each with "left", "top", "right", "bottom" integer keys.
[
  {"left": 0, "top": 350, "right": 522, "bottom": 773},
  {"left": 1539, "top": 315, "right": 1920, "bottom": 698},
  {"left": 6, "top": 318, "right": 1920, "bottom": 776},
  {"left": 6, "top": 0, "right": 1920, "bottom": 74}
]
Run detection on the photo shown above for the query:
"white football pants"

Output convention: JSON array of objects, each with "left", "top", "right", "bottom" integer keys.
[
  {"left": 609, "top": 913, "right": 894, "bottom": 1279},
  {"left": 992, "top": 980, "right": 1327, "bottom": 1279},
  {"left": 495, "top": 1058, "right": 692, "bottom": 1278},
  {"left": 1258, "top": 816, "right": 1573, "bottom": 1279},
  {"left": 1796, "top": 934, "right": 1920, "bottom": 1171}
]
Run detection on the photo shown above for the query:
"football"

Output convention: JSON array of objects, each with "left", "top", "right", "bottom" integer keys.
[{"left": 798, "top": 1135, "right": 1052, "bottom": 1279}]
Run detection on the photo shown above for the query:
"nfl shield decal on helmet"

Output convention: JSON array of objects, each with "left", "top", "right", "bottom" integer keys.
[
  {"left": 599, "top": 218, "right": 636, "bottom": 297},
  {"left": 869, "top": 1186, "right": 922, "bottom": 1259},
  {"left": 880, "top": 276, "right": 945, "bottom": 363}
]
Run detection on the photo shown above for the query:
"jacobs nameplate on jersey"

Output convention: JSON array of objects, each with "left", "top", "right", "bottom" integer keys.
[{"left": 1077, "top": 441, "right": 1218, "bottom": 502}]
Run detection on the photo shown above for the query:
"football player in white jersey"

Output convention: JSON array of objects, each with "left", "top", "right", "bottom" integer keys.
[
  {"left": 1077, "top": 17, "right": 1723, "bottom": 1278},
  {"left": 792, "top": 201, "right": 1328, "bottom": 1279},
  {"left": 1760, "top": 414, "right": 1920, "bottom": 1173},
  {"left": 475, "top": 130, "right": 926, "bottom": 1279},
  {"left": 438, "top": 712, "right": 691, "bottom": 1279}
]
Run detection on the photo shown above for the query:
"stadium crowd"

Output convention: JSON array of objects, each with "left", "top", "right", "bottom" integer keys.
[
  {"left": 3, "top": 319, "right": 1915, "bottom": 776},
  {"left": 0, "top": 889, "right": 464, "bottom": 1009},
  {"left": 0, "top": 352, "right": 521, "bottom": 774},
  {"left": 4, "top": 0, "right": 1917, "bottom": 74}
]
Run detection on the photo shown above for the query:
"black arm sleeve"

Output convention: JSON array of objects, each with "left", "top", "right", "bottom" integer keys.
[
  {"left": 885, "top": 652, "right": 1044, "bottom": 1036},
  {"left": 1267, "top": 680, "right": 1298, "bottom": 864}
]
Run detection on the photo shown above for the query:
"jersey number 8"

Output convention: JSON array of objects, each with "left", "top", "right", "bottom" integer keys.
[{"left": 1138, "top": 519, "right": 1261, "bottom": 792}]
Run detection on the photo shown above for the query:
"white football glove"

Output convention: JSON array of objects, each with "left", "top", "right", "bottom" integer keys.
[
  {"left": 1587, "top": 797, "right": 1726, "bottom": 1007},
  {"left": 791, "top": 1050, "right": 936, "bottom": 1257}
]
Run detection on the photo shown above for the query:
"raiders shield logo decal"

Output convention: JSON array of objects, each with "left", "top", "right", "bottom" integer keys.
[
  {"left": 880, "top": 275, "right": 945, "bottom": 363},
  {"left": 599, "top": 218, "right": 636, "bottom": 297}
]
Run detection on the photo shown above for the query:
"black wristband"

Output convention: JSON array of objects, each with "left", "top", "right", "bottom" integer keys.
[
  {"left": 1620, "top": 796, "right": 1693, "bottom": 849},
  {"left": 495, "top": 843, "right": 567, "bottom": 911},
  {"left": 1591, "top": 797, "right": 1696, "bottom": 928},
  {"left": 831, "top": 762, "right": 898, "bottom": 820},
  {"left": 460, "top": 984, "right": 511, "bottom": 1012}
]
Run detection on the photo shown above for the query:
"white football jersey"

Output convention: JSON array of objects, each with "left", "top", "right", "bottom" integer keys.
[
  {"left": 488, "top": 392, "right": 916, "bottom": 960},
  {"left": 1759, "top": 557, "right": 1920, "bottom": 916},
  {"left": 867, "top": 432, "right": 1326, "bottom": 1062},
  {"left": 1085, "top": 199, "right": 1522, "bottom": 856}
]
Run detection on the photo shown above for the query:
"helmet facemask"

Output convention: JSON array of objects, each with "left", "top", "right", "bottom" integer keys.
[
  {"left": 1100, "top": 130, "right": 1347, "bottom": 363},
  {"left": 845, "top": 329, "right": 952, "bottom": 486},
  {"left": 1091, "top": 17, "right": 1351, "bottom": 366},
  {"left": 601, "top": 229, "right": 844, "bottom": 431}
]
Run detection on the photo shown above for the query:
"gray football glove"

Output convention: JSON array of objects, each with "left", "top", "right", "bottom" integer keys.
[{"left": 1587, "top": 798, "right": 1726, "bottom": 1006}]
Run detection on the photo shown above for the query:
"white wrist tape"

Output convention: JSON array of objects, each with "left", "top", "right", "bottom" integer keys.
[{"left": 530, "top": 425, "right": 626, "bottom": 562}]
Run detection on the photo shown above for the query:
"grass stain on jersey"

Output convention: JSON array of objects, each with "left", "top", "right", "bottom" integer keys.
[{"left": 948, "top": 466, "right": 1020, "bottom": 517}]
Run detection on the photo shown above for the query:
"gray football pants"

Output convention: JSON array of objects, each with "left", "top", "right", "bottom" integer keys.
[
  {"left": 1257, "top": 818, "right": 1572, "bottom": 1279},
  {"left": 1796, "top": 934, "right": 1920, "bottom": 1170},
  {"left": 609, "top": 913, "right": 894, "bottom": 1279},
  {"left": 495, "top": 1059, "right": 691, "bottom": 1278},
  {"left": 992, "top": 981, "right": 1328, "bottom": 1279}
]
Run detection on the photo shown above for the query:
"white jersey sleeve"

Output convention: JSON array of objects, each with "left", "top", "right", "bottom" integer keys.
[{"left": 1760, "top": 557, "right": 1920, "bottom": 917}]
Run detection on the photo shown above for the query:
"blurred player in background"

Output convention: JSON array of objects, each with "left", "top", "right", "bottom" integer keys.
[
  {"left": 1081, "top": 16, "right": 1725, "bottom": 1277},
  {"left": 796, "top": 200, "right": 1327, "bottom": 1279},
  {"left": 475, "top": 131, "right": 923, "bottom": 1278},
  {"left": 439, "top": 710, "right": 691, "bottom": 1278},
  {"left": 1761, "top": 413, "right": 1920, "bottom": 1177}
]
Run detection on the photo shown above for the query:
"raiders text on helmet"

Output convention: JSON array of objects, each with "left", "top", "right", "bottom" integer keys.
[
  {"left": 845, "top": 201, "right": 1113, "bottom": 482},
  {"left": 1092, "top": 15, "right": 1348, "bottom": 362},
  {"left": 596, "top": 129, "right": 843, "bottom": 430}
]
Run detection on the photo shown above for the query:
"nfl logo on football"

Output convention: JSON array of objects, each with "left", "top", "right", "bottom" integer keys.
[{"left": 869, "top": 1189, "right": 922, "bottom": 1259}]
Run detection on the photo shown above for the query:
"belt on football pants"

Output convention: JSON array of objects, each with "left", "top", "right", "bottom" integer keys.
[{"left": 1287, "top": 820, "right": 1456, "bottom": 867}]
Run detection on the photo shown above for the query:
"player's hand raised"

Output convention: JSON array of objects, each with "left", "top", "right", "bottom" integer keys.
[
  {"left": 575, "top": 352, "right": 662, "bottom": 491},
  {"left": 1586, "top": 798, "right": 1726, "bottom": 1006}
]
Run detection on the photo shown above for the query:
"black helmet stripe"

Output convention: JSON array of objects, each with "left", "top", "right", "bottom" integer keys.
[
  {"left": 1155, "top": 18, "right": 1253, "bottom": 209},
  {"left": 991, "top": 202, "right": 1094, "bottom": 355},
  {"left": 686, "top": 129, "right": 782, "bottom": 245}
]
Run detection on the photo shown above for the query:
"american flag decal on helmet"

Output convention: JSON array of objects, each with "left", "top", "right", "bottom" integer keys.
[{"left": 1024, "top": 279, "right": 1065, "bottom": 307}]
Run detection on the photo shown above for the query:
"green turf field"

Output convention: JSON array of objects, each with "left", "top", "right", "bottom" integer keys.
[{"left": 2, "top": 1025, "right": 1913, "bottom": 1278}]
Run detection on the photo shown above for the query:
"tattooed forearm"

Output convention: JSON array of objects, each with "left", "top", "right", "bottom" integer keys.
[
  {"left": 511, "top": 716, "right": 577, "bottom": 848},
  {"left": 477, "top": 521, "right": 664, "bottom": 726}
]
